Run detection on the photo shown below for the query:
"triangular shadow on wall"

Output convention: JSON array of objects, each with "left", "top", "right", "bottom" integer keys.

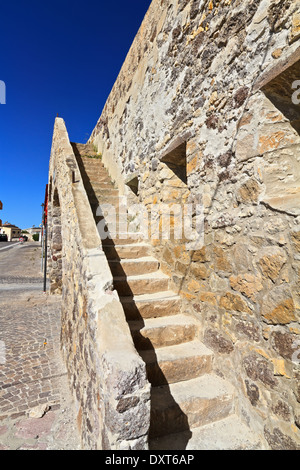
[
  {"left": 261, "top": 59, "right": 300, "bottom": 135},
  {"left": 160, "top": 141, "right": 187, "bottom": 185}
]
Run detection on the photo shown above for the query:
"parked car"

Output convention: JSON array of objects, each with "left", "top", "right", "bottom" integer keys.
[
  {"left": 19, "top": 235, "right": 28, "bottom": 242},
  {"left": 0, "top": 234, "right": 8, "bottom": 241}
]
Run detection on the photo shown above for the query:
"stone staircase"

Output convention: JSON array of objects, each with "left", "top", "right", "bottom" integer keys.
[{"left": 73, "top": 143, "right": 263, "bottom": 450}]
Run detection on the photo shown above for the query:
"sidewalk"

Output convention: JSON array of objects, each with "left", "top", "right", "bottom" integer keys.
[{"left": 0, "top": 243, "right": 81, "bottom": 450}]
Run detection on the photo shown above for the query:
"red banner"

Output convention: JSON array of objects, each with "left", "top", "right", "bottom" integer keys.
[{"left": 43, "top": 185, "right": 48, "bottom": 226}]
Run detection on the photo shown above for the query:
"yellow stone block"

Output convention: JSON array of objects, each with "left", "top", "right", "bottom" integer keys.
[
  {"left": 142, "top": 171, "right": 150, "bottom": 183},
  {"left": 289, "top": 325, "right": 300, "bottom": 335},
  {"left": 271, "top": 48, "right": 283, "bottom": 59},
  {"left": 187, "top": 155, "right": 199, "bottom": 175},
  {"left": 253, "top": 347, "right": 270, "bottom": 360},
  {"left": 272, "top": 358, "right": 291, "bottom": 378},
  {"left": 289, "top": 12, "right": 300, "bottom": 43},
  {"left": 173, "top": 245, "right": 190, "bottom": 263},
  {"left": 198, "top": 291, "right": 218, "bottom": 306},
  {"left": 182, "top": 291, "right": 197, "bottom": 301},
  {"left": 252, "top": 347, "right": 291, "bottom": 378},
  {"left": 209, "top": 91, "right": 218, "bottom": 105},
  {"left": 186, "top": 140, "right": 197, "bottom": 155},
  {"left": 259, "top": 131, "right": 296, "bottom": 154},
  {"left": 187, "top": 278, "right": 202, "bottom": 292}
]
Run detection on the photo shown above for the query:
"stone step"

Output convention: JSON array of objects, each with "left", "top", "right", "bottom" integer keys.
[
  {"left": 149, "top": 414, "right": 264, "bottom": 450},
  {"left": 83, "top": 167, "right": 110, "bottom": 174},
  {"left": 85, "top": 172, "right": 109, "bottom": 178},
  {"left": 81, "top": 159, "right": 104, "bottom": 166},
  {"left": 83, "top": 166, "right": 105, "bottom": 172},
  {"left": 87, "top": 176, "right": 112, "bottom": 184},
  {"left": 90, "top": 197, "right": 121, "bottom": 209},
  {"left": 120, "top": 290, "right": 181, "bottom": 320},
  {"left": 109, "top": 256, "right": 159, "bottom": 276},
  {"left": 128, "top": 314, "right": 199, "bottom": 350},
  {"left": 93, "top": 205, "right": 124, "bottom": 215},
  {"left": 149, "top": 374, "right": 235, "bottom": 438},
  {"left": 93, "top": 212, "right": 126, "bottom": 228},
  {"left": 113, "top": 271, "right": 169, "bottom": 296},
  {"left": 81, "top": 161, "right": 105, "bottom": 168},
  {"left": 94, "top": 218, "right": 129, "bottom": 235},
  {"left": 72, "top": 143, "right": 99, "bottom": 158},
  {"left": 86, "top": 187, "right": 119, "bottom": 196},
  {"left": 89, "top": 175, "right": 117, "bottom": 185},
  {"left": 102, "top": 243, "right": 152, "bottom": 260},
  {"left": 93, "top": 188, "right": 119, "bottom": 197},
  {"left": 101, "top": 232, "right": 145, "bottom": 246},
  {"left": 90, "top": 181, "right": 116, "bottom": 190},
  {"left": 81, "top": 159, "right": 104, "bottom": 165},
  {"left": 81, "top": 163, "right": 104, "bottom": 170},
  {"left": 139, "top": 340, "right": 214, "bottom": 386},
  {"left": 87, "top": 185, "right": 117, "bottom": 195}
]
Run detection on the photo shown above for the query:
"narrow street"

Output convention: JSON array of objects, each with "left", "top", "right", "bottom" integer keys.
[{"left": 0, "top": 242, "right": 80, "bottom": 450}]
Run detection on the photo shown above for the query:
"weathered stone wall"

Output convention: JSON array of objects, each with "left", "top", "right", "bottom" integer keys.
[
  {"left": 48, "top": 118, "right": 150, "bottom": 449},
  {"left": 47, "top": 186, "right": 63, "bottom": 294},
  {"left": 89, "top": 0, "right": 300, "bottom": 448}
]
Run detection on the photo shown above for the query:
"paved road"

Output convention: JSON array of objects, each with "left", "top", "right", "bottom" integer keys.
[
  {"left": 0, "top": 243, "right": 80, "bottom": 450},
  {"left": 0, "top": 241, "right": 20, "bottom": 252}
]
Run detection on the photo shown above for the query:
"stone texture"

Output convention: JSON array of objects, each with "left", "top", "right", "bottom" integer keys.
[
  {"left": 257, "top": 247, "right": 287, "bottom": 282},
  {"left": 220, "top": 292, "right": 252, "bottom": 315},
  {"left": 243, "top": 354, "right": 277, "bottom": 388},
  {"left": 203, "top": 329, "right": 234, "bottom": 354},
  {"left": 261, "top": 286, "right": 296, "bottom": 324},
  {"left": 289, "top": 11, "right": 300, "bottom": 44},
  {"left": 237, "top": 178, "right": 261, "bottom": 204},
  {"left": 229, "top": 273, "right": 263, "bottom": 301},
  {"left": 48, "top": 0, "right": 300, "bottom": 450},
  {"left": 264, "top": 426, "right": 300, "bottom": 450},
  {"left": 270, "top": 330, "right": 299, "bottom": 361}
]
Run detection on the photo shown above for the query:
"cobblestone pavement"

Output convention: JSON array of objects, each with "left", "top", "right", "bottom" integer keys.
[{"left": 0, "top": 243, "right": 81, "bottom": 450}]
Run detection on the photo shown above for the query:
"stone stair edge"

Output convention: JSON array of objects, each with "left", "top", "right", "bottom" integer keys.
[{"left": 149, "top": 414, "right": 264, "bottom": 450}]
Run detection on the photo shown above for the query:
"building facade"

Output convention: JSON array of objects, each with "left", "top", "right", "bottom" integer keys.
[{"left": 0, "top": 222, "right": 21, "bottom": 241}]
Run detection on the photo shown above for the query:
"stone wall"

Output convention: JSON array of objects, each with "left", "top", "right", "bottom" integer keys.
[
  {"left": 89, "top": 0, "right": 300, "bottom": 448},
  {"left": 48, "top": 118, "right": 150, "bottom": 449}
]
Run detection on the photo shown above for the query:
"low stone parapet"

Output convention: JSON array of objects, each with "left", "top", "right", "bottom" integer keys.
[{"left": 47, "top": 118, "right": 150, "bottom": 449}]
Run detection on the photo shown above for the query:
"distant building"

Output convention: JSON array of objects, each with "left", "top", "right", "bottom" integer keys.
[
  {"left": 23, "top": 226, "right": 42, "bottom": 241},
  {"left": 0, "top": 222, "right": 21, "bottom": 241},
  {"left": 24, "top": 226, "right": 42, "bottom": 234}
]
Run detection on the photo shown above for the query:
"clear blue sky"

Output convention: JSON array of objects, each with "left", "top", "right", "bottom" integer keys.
[{"left": 0, "top": 0, "right": 151, "bottom": 229}]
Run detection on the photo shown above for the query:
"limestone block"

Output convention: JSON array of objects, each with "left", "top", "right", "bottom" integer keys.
[
  {"left": 229, "top": 273, "right": 263, "bottom": 301},
  {"left": 231, "top": 243, "right": 254, "bottom": 272},
  {"left": 291, "top": 230, "right": 300, "bottom": 252},
  {"left": 243, "top": 353, "right": 277, "bottom": 388},
  {"left": 261, "top": 285, "right": 297, "bottom": 324},
  {"left": 237, "top": 178, "right": 261, "bottom": 204},
  {"left": 213, "top": 245, "right": 232, "bottom": 273},
  {"left": 203, "top": 328, "right": 234, "bottom": 354},
  {"left": 257, "top": 246, "right": 287, "bottom": 282},
  {"left": 289, "top": 11, "right": 300, "bottom": 44},
  {"left": 198, "top": 291, "right": 218, "bottom": 306},
  {"left": 190, "top": 262, "right": 208, "bottom": 280},
  {"left": 220, "top": 291, "right": 252, "bottom": 315},
  {"left": 260, "top": 146, "right": 300, "bottom": 216},
  {"left": 271, "top": 329, "right": 300, "bottom": 361}
]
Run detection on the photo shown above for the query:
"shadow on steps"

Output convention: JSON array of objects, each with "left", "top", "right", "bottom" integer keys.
[{"left": 74, "top": 144, "right": 193, "bottom": 449}]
